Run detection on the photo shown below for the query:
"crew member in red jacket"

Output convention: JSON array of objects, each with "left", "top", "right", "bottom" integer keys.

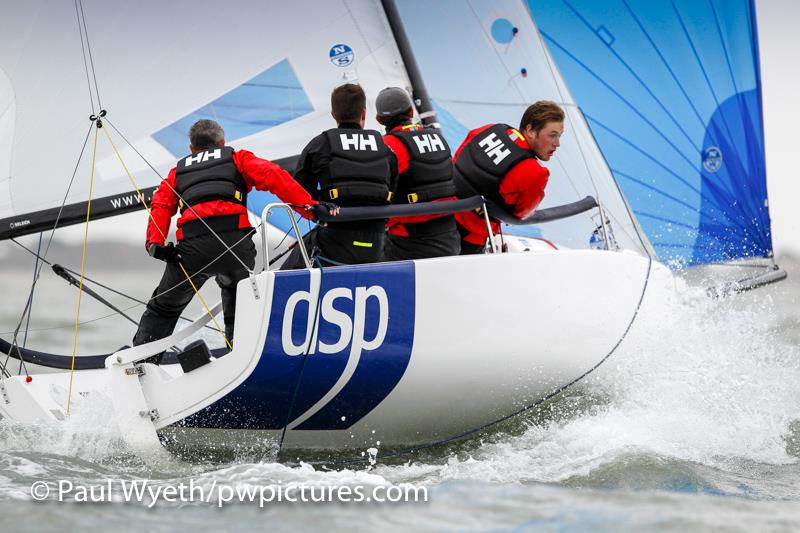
[
  {"left": 375, "top": 87, "right": 460, "bottom": 260},
  {"left": 133, "top": 119, "right": 320, "bottom": 352},
  {"left": 453, "top": 101, "right": 564, "bottom": 254}
]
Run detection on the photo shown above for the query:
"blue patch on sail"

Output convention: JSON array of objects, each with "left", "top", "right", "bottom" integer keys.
[
  {"left": 247, "top": 190, "right": 305, "bottom": 236},
  {"left": 491, "top": 18, "right": 517, "bottom": 44},
  {"left": 152, "top": 59, "right": 313, "bottom": 157},
  {"left": 692, "top": 89, "right": 770, "bottom": 263},
  {"left": 431, "top": 99, "right": 469, "bottom": 151},
  {"left": 180, "top": 262, "right": 415, "bottom": 431}
]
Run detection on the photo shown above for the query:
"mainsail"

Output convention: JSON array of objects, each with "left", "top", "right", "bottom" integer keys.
[
  {"left": 528, "top": 0, "right": 773, "bottom": 268},
  {"left": 0, "top": 0, "right": 415, "bottom": 240}
]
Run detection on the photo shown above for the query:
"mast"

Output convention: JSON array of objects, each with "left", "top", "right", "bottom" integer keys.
[{"left": 380, "top": 0, "right": 439, "bottom": 127}]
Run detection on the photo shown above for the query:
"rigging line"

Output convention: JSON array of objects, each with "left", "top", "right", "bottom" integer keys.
[
  {"left": 73, "top": 0, "right": 96, "bottom": 114},
  {"left": 530, "top": 18, "right": 606, "bottom": 213},
  {"left": 271, "top": 211, "right": 306, "bottom": 252},
  {"left": 521, "top": 5, "right": 609, "bottom": 209},
  {"left": 77, "top": 0, "right": 102, "bottom": 111},
  {"left": 559, "top": 88, "right": 655, "bottom": 259},
  {"left": 549, "top": 149, "right": 582, "bottom": 198},
  {"left": 102, "top": 117, "right": 252, "bottom": 274},
  {"left": 22, "top": 233, "right": 43, "bottom": 349},
  {"left": 8, "top": 229, "right": 256, "bottom": 335},
  {"left": 670, "top": 0, "right": 741, "bottom": 163},
  {"left": 342, "top": 3, "right": 390, "bottom": 82},
  {"left": 541, "top": 31, "right": 741, "bottom": 210},
  {"left": 559, "top": 110, "right": 642, "bottom": 249},
  {"left": 179, "top": 261, "right": 231, "bottom": 351},
  {"left": 434, "top": 99, "right": 528, "bottom": 108},
  {"left": 277, "top": 259, "right": 324, "bottom": 457},
  {"left": 67, "top": 123, "right": 99, "bottom": 416},
  {"left": 564, "top": 0, "right": 701, "bottom": 155},
  {"left": 6, "top": 122, "right": 94, "bottom": 374}
]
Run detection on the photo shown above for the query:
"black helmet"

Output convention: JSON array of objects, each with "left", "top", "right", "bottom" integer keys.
[{"left": 376, "top": 87, "right": 413, "bottom": 117}]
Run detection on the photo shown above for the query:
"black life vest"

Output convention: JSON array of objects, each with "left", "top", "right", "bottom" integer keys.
[
  {"left": 388, "top": 125, "right": 456, "bottom": 204},
  {"left": 453, "top": 123, "right": 534, "bottom": 215},
  {"left": 175, "top": 146, "right": 247, "bottom": 212},
  {"left": 321, "top": 128, "right": 394, "bottom": 205}
]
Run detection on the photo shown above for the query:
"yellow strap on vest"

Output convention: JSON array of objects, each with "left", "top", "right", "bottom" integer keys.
[
  {"left": 234, "top": 190, "right": 242, "bottom": 201},
  {"left": 352, "top": 241, "right": 374, "bottom": 248},
  {"left": 407, "top": 193, "right": 419, "bottom": 203},
  {"left": 329, "top": 188, "right": 339, "bottom": 200},
  {"left": 387, "top": 191, "right": 394, "bottom": 202}
]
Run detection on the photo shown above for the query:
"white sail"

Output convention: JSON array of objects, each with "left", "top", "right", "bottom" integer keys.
[{"left": 0, "top": 0, "right": 413, "bottom": 226}]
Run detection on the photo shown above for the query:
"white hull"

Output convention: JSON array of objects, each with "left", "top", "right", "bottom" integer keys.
[{"left": 0, "top": 248, "right": 674, "bottom": 454}]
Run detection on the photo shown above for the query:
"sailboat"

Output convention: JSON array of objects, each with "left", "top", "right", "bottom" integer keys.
[{"left": 0, "top": 0, "right": 780, "bottom": 458}]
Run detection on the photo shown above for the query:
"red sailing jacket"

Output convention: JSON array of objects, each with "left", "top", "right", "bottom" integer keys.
[
  {"left": 383, "top": 124, "right": 458, "bottom": 237},
  {"left": 146, "top": 149, "right": 315, "bottom": 246},
  {"left": 453, "top": 124, "right": 549, "bottom": 245}
]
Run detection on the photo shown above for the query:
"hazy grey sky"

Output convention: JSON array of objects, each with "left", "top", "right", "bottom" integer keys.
[{"left": 757, "top": 0, "right": 800, "bottom": 257}]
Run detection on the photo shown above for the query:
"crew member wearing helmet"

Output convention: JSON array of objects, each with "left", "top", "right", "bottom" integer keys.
[{"left": 376, "top": 87, "right": 460, "bottom": 260}]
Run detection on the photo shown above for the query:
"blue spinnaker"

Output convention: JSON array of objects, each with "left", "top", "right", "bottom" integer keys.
[{"left": 528, "top": 0, "right": 771, "bottom": 267}]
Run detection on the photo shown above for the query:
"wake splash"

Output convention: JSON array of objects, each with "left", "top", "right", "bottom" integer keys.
[{"left": 374, "top": 277, "right": 800, "bottom": 492}]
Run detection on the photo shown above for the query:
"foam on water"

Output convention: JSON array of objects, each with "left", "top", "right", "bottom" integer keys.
[{"left": 369, "top": 277, "right": 800, "bottom": 491}]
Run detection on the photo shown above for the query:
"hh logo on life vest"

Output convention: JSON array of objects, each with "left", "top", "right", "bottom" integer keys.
[
  {"left": 211, "top": 263, "right": 415, "bottom": 431},
  {"left": 184, "top": 148, "right": 221, "bottom": 167},
  {"left": 478, "top": 132, "right": 511, "bottom": 165},
  {"left": 413, "top": 133, "right": 446, "bottom": 154},
  {"left": 340, "top": 133, "right": 378, "bottom": 151}
]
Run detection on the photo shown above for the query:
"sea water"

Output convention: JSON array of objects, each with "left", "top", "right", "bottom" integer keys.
[{"left": 0, "top": 246, "right": 798, "bottom": 531}]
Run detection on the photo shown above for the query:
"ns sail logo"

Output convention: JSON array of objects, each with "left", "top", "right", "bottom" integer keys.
[
  {"left": 329, "top": 43, "right": 354, "bottom": 67},
  {"left": 702, "top": 146, "right": 723, "bottom": 173}
]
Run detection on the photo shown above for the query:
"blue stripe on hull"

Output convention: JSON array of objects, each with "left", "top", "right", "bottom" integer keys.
[{"left": 180, "top": 262, "right": 415, "bottom": 430}]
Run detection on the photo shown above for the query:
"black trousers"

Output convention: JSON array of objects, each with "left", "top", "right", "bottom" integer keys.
[
  {"left": 281, "top": 225, "right": 385, "bottom": 269},
  {"left": 383, "top": 215, "right": 461, "bottom": 261},
  {"left": 132, "top": 228, "right": 256, "bottom": 346},
  {"left": 459, "top": 240, "right": 486, "bottom": 255},
  {"left": 456, "top": 221, "right": 488, "bottom": 255}
]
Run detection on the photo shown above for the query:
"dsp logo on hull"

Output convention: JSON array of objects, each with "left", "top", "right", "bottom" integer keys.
[
  {"left": 281, "top": 285, "right": 388, "bottom": 359},
  {"left": 187, "top": 262, "right": 416, "bottom": 431}
]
